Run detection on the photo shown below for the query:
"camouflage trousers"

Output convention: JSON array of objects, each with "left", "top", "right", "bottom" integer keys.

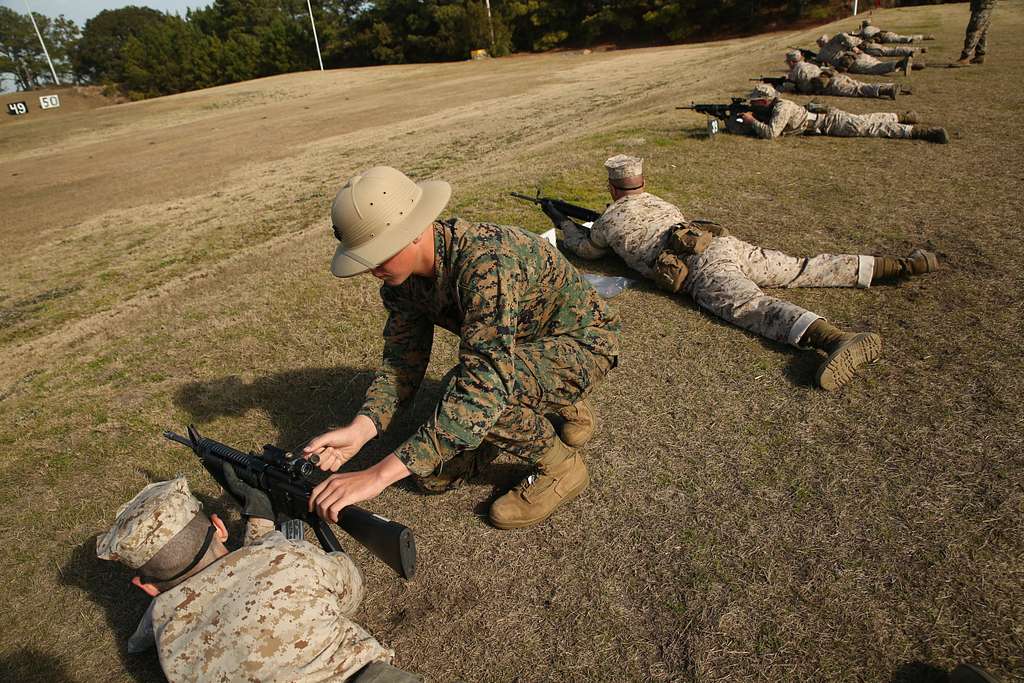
[
  {"left": 814, "top": 110, "right": 912, "bottom": 139},
  {"left": 862, "top": 43, "right": 918, "bottom": 58},
  {"left": 824, "top": 74, "right": 892, "bottom": 99},
  {"left": 681, "top": 236, "right": 874, "bottom": 347},
  {"left": 843, "top": 54, "right": 902, "bottom": 75},
  {"left": 962, "top": 5, "right": 995, "bottom": 58},
  {"left": 438, "top": 339, "right": 615, "bottom": 463},
  {"left": 875, "top": 31, "right": 923, "bottom": 44}
]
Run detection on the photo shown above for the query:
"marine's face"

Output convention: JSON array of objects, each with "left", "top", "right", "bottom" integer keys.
[
  {"left": 751, "top": 98, "right": 772, "bottom": 109},
  {"left": 370, "top": 241, "right": 419, "bottom": 286}
]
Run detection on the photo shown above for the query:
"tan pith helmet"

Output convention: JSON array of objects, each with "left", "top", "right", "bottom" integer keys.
[{"left": 330, "top": 166, "right": 451, "bottom": 277}]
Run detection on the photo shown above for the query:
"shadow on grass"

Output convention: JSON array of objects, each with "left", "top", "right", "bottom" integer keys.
[
  {"left": 891, "top": 661, "right": 954, "bottom": 682},
  {"left": 56, "top": 537, "right": 164, "bottom": 683},
  {"left": 0, "top": 649, "right": 80, "bottom": 683},
  {"left": 172, "top": 366, "right": 532, "bottom": 500}
]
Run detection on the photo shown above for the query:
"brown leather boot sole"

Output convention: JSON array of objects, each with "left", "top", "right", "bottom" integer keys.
[{"left": 815, "top": 333, "right": 883, "bottom": 391}]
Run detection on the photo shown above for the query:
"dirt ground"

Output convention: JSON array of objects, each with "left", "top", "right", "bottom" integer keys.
[{"left": 1, "top": 4, "right": 1021, "bottom": 682}]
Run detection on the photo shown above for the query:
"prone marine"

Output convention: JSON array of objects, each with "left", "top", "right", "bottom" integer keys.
[
  {"left": 545, "top": 155, "right": 941, "bottom": 390},
  {"left": 97, "top": 476, "right": 419, "bottom": 682}
]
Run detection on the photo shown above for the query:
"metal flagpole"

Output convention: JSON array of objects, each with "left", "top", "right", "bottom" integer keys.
[
  {"left": 484, "top": 0, "right": 495, "bottom": 54},
  {"left": 306, "top": 0, "right": 324, "bottom": 71},
  {"left": 22, "top": 0, "right": 60, "bottom": 85},
  {"left": 853, "top": 0, "right": 859, "bottom": 16}
]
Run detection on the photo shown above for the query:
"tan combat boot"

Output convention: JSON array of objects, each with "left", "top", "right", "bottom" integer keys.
[
  {"left": 871, "top": 249, "right": 940, "bottom": 283},
  {"left": 801, "top": 319, "right": 883, "bottom": 391},
  {"left": 898, "top": 111, "right": 920, "bottom": 124},
  {"left": 910, "top": 126, "right": 950, "bottom": 144},
  {"left": 415, "top": 443, "right": 499, "bottom": 494},
  {"left": 971, "top": 54, "right": 985, "bottom": 65},
  {"left": 951, "top": 55, "right": 972, "bottom": 67},
  {"left": 556, "top": 399, "right": 596, "bottom": 448},
  {"left": 488, "top": 438, "right": 589, "bottom": 529}
]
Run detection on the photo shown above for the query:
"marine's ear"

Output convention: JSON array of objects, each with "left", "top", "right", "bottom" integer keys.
[
  {"left": 209, "top": 513, "right": 229, "bottom": 543},
  {"left": 131, "top": 575, "right": 161, "bottom": 597}
]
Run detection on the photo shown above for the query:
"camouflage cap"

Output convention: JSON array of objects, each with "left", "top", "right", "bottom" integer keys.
[
  {"left": 862, "top": 18, "right": 872, "bottom": 27},
  {"left": 786, "top": 49, "right": 803, "bottom": 61},
  {"left": 604, "top": 154, "right": 643, "bottom": 181},
  {"left": 817, "top": 34, "right": 830, "bottom": 45},
  {"left": 749, "top": 83, "right": 778, "bottom": 100},
  {"left": 97, "top": 477, "right": 202, "bottom": 569}
]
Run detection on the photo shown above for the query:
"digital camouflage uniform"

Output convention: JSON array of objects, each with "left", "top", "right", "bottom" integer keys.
[
  {"left": 842, "top": 34, "right": 919, "bottom": 58},
  {"left": 787, "top": 60, "right": 894, "bottom": 99},
  {"left": 357, "top": 218, "right": 620, "bottom": 478},
  {"left": 858, "top": 25, "right": 926, "bottom": 44},
  {"left": 146, "top": 531, "right": 393, "bottom": 682},
  {"left": 97, "top": 479, "right": 399, "bottom": 683},
  {"left": 735, "top": 97, "right": 913, "bottom": 141},
  {"left": 818, "top": 34, "right": 906, "bottom": 75},
  {"left": 560, "top": 194, "right": 875, "bottom": 347},
  {"left": 562, "top": 192, "right": 683, "bottom": 278},
  {"left": 962, "top": 0, "right": 997, "bottom": 59}
]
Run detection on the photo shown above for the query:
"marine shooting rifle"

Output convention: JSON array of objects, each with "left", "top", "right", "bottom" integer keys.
[
  {"left": 677, "top": 97, "right": 752, "bottom": 123},
  {"left": 510, "top": 192, "right": 602, "bottom": 225},
  {"left": 164, "top": 425, "right": 416, "bottom": 579},
  {"left": 751, "top": 76, "right": 788, "bottom": 89}
]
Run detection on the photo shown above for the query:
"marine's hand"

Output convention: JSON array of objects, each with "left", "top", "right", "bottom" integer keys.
[
  {"left": 303, "top": 416, "right": 378, "bottom": 472},
  {"left": 540, "top": 200, "right": 567, "bottom": 226},
  {"left": 561, "top": 220, "right": 588, "bottom": 242},
  {"left": 308, "top": 454, "right": 411, "bottom": 522},
  {"left": 740, "top": 112, "right": 756, "bottom": 124},
  {"left": 222, "top": 462, "right": 275, "bottom": 520}
]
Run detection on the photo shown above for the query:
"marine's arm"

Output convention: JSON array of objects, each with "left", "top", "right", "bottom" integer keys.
[
  {"left": 544, "top": 202, "right": 609, "bottom": 260},
  {"left": 357, "top": 301, "right": 435, "bottom": 436},
  {"left": 562, "top": 218, "right": 610, "bottom": 260},
  {"left": 747, "top": 105, "right": 788, "bottom": 139},
  {"left": 390, "top": 241, "right": 524, "bottom": 476}
]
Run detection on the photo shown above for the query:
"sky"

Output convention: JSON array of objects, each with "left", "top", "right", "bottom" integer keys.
[{"left": 0, "top": 0, "right": 211, "bottom": 27}]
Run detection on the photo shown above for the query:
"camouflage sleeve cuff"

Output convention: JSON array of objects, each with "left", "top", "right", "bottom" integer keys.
[
  {"left": 356, "top": 408, "right": 387, "bottom": 438},
  {"left": 392, "top": 424, "right": 473, "bottom": 478}
]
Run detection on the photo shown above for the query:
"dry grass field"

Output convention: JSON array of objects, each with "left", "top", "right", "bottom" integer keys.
[{"left": 1, "top": 3, "right": 1022, "bottom": 682}]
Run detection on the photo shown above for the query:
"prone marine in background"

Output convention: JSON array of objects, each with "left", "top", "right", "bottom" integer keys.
[
  {"left": 728, "top": 83, "right": 948, "bottom": 144},
  {"left": 542, "top": 155, "right": 941, "bottom": 390}
]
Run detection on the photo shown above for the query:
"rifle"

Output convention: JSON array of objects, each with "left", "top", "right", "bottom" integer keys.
[
  {"left": 676, "top": 97, "right": 752, "bottom": 122},
  {"left": 510, "top": 192, "right": 602, "bottom": 225},
  {"left": 163, "top": 425, "right": 416, "bottom": 579},
  {"left": 751, "top": 76, "right": 788, "bottom": 89}
]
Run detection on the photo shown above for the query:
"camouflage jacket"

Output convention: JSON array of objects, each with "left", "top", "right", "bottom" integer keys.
[
  {"left": 788, "top": 60, "right": 830, "bottom": 94},
  {"left": 748, "top": 99, "right": 813, "bottom": 139},
  {"left": 146, "top": 532, "right": 392, "bottom": 682},
  {"left": 358, "top": 218, "right": 621, "bottom": 476},
  {"left": 817, "top": 34, "right": 857, "bottom": 66},
  {"left": 563, "top": 193, "right": 686, "bottom": 278}
]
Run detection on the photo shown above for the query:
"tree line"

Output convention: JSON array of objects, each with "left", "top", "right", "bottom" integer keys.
[{"left": 1, "top": 1, "right": 955, "bottom": 100}]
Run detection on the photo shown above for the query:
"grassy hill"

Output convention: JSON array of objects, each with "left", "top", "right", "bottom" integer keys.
[{"left": 1, "top": 4, "right": 1021, "bottom": 681}]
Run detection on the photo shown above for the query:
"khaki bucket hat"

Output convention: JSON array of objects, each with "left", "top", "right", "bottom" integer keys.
[{"left": 330, "top": 166, "right": 452, "bottom": 277}]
